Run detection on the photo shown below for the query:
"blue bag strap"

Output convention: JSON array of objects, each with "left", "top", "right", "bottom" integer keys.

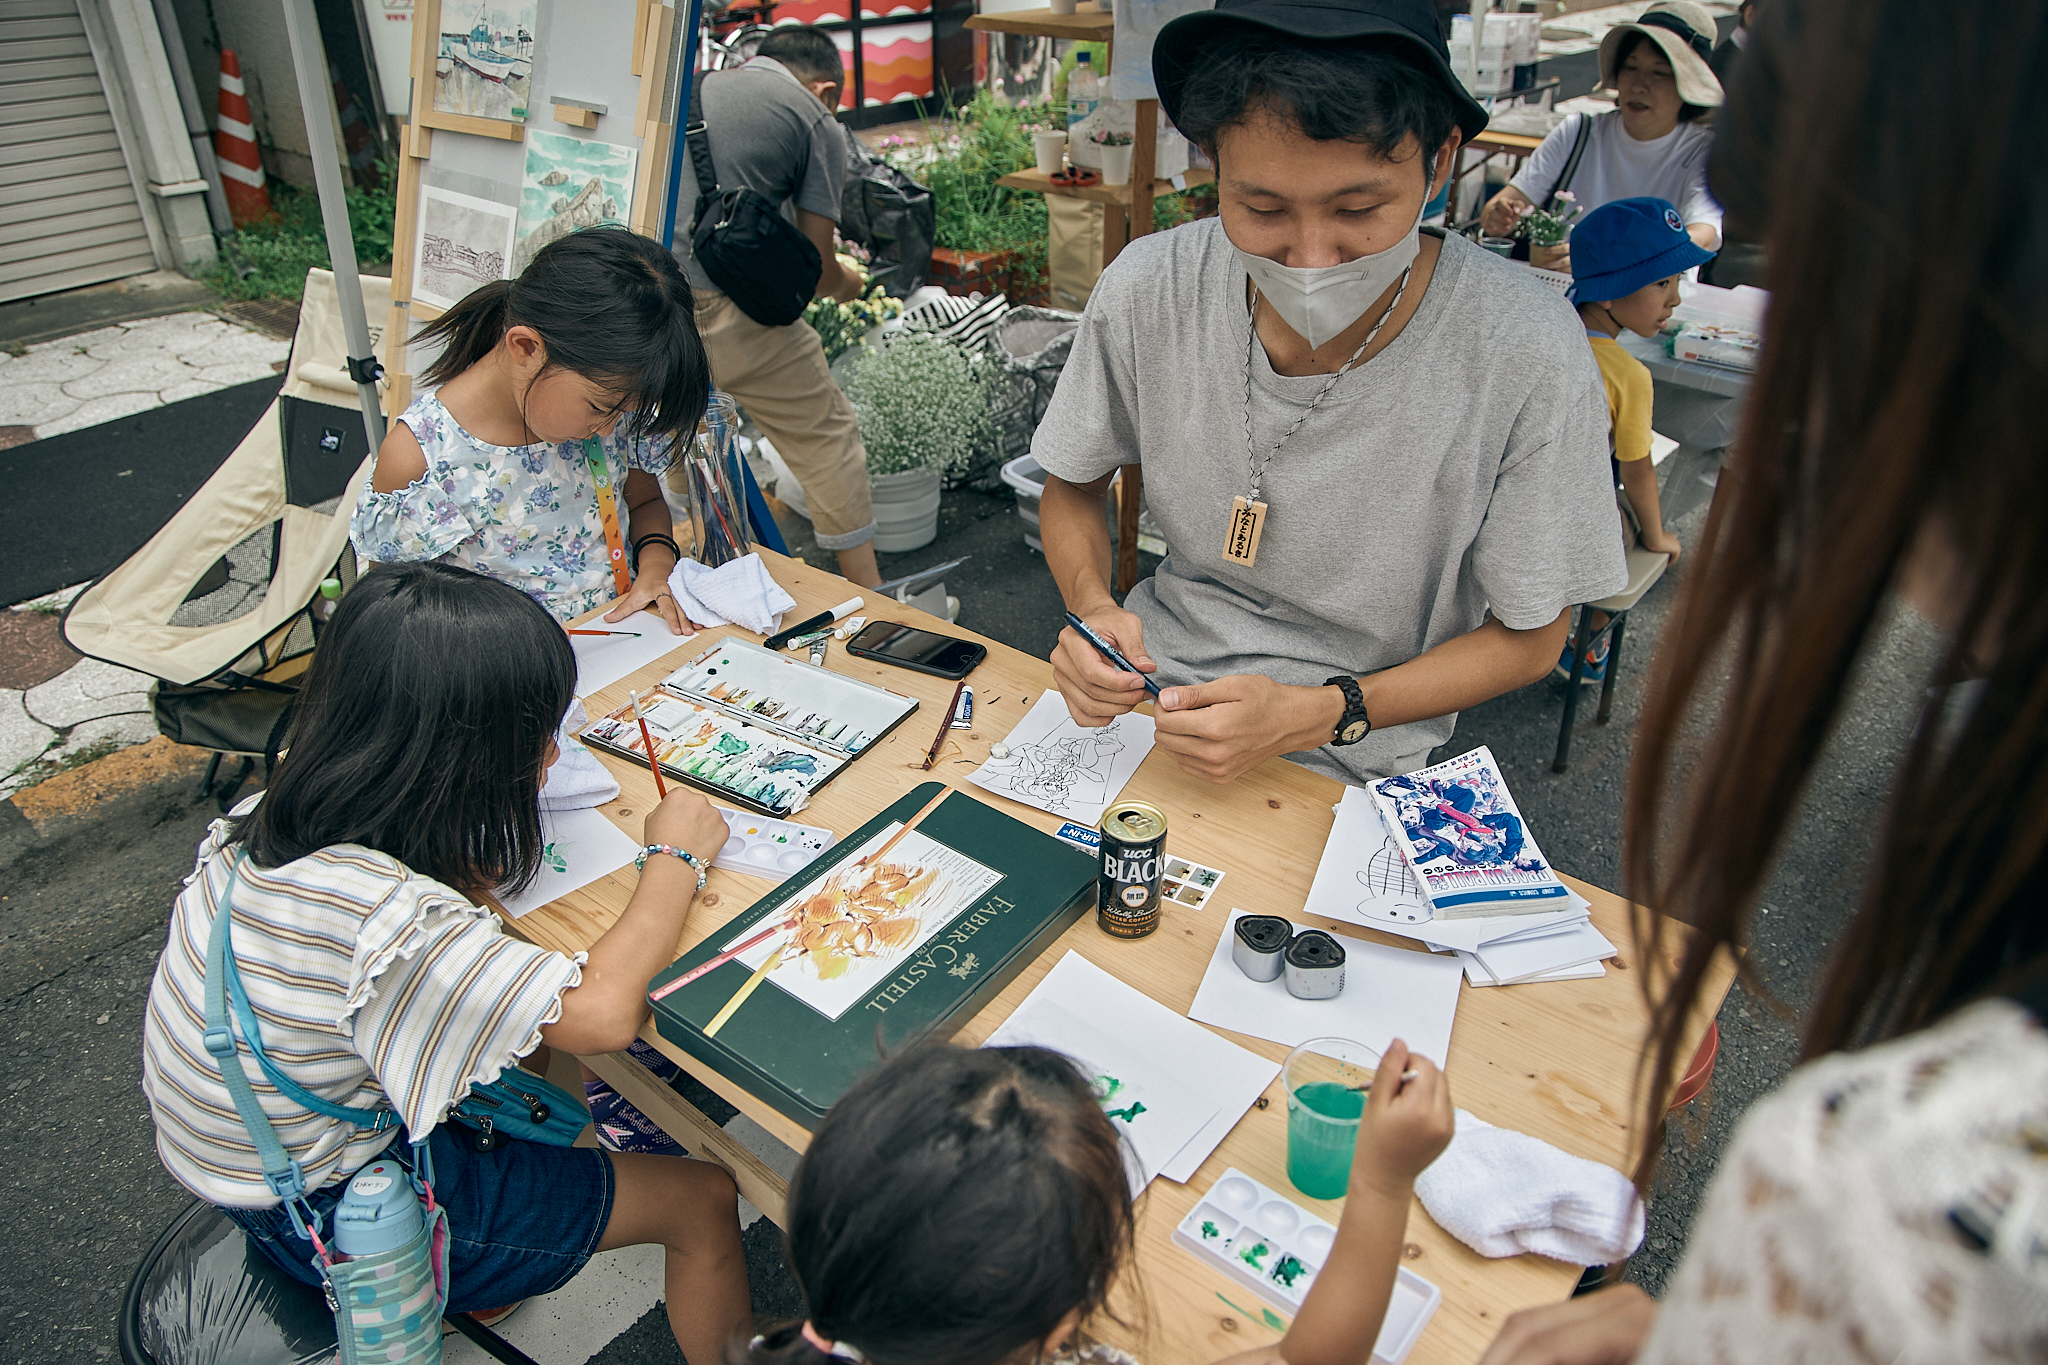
[
  {"left": 203, "top": 852, "right": 328, "bottom": 1248},
  {"left": 220, "top": 927, "right": 392, "bottom": 1129}
]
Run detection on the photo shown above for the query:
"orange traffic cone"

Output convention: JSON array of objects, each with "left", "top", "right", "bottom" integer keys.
[{"left": 214, "top": 48, "right": 272, "bottom": 226}]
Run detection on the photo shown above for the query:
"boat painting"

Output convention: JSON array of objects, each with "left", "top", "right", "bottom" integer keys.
[{"left": 434, "top": 3, "right": 534, "bottom": 123}]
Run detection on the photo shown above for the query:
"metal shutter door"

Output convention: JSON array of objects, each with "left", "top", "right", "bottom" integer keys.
[{"left": 0, "top": 0, "right": 159, "bottom": 303}]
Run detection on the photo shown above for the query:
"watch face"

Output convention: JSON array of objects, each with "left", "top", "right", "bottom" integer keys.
[{"left": 1340, "top": 719, "right": 1370, "bottom": 744}]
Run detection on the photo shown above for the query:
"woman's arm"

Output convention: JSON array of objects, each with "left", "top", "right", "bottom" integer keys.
[
  {"left": 371, "top": 420, "right": 428, "bottom": 492},
  {"left": 1481, "top": 183, "right": 1535, "bottom": 237},
  {"left": 540, "top": 788, "right": 729, "bottom": 1054}
]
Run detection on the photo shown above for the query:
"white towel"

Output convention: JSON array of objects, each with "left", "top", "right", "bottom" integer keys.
[
  {"left": 665, "top": 553, "right": 797, "bottom": 636},
  {"left": 1414, "top": 1109, "right": 1645, "bottom": 1266},
  {"left": 540, "top": 700, "right": 620, "bottom": 811}
]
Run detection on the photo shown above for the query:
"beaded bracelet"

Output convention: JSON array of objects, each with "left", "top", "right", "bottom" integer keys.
[{"left": 636, "top": 843, "right": 708, "bottom": 892}]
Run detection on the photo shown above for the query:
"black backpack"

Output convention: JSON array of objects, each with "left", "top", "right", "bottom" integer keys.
[{"left": 686, "top": 80, "right": 823, "bottom": 326}]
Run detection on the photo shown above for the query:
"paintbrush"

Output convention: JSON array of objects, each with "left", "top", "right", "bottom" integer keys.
[
  {"left": 628, "top": 690, "right": 667, "bottom": 798},
  {"left": 567, "top": 628, "right": 644, "bottom": 636},
  {"left": 923, "top": 680, "right": 967, "bottom": 771},
  {"left": 1349, "top": 1071, "right": 1421, "bottom": 1092},
  {"left": 697, "top": 785, "right": 953, "bottom": 1034}
]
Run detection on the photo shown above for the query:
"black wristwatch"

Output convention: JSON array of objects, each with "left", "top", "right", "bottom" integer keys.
[{"left": 1325, "top": 675, "right": 1371, "bottom": 746}]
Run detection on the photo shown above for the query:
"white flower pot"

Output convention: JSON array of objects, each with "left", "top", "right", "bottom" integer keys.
[
  {"left": 869, "top": 466, "right": 943, "bottom": 553},
  {"left": 1097, "top": 142, "right": 1134, "bottom": 186}
]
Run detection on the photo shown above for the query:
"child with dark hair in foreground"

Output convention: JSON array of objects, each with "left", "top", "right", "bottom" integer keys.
[{"left": 740, "top": 1038, "right": 1454, "bottom": 1365}]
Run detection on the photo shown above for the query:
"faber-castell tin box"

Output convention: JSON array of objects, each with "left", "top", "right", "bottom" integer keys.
[{"left": 646, "top": 782, "right": 1098, "bottom": 1129}]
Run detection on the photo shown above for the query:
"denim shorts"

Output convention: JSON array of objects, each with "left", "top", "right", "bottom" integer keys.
[{"left": 222, "top": 1121, "right": 615, "bottom": 1312}]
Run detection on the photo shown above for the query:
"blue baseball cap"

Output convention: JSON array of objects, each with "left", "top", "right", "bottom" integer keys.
[{"left": 1566, "top": 197, "right": 1715, "bottom": 304}]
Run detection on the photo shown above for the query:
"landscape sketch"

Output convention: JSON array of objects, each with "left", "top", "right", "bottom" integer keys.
[
  {"left": 433, "top": 3, "right": 535, "bottom": 123},
  {"left": 514, "top": 131, "right": 637, "bottom": 273},
  {"left": 411, "top": 185, "right": 516, "bottom": 310},
  {"left": 725, "top": 827, "right": 1004, "bottom": 1022}
]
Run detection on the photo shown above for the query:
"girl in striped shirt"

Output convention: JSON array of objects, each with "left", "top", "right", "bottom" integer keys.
[{"left": 141, "top": 561, "right": 748, "bottom": 1361}]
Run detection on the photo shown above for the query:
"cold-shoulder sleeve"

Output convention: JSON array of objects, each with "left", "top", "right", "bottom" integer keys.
[
  {"left": 349, "top": 470, "right": 483, "bottom": 564},
  {"left": 339, "top": 875, "right": 584, "bottom": 1136}
]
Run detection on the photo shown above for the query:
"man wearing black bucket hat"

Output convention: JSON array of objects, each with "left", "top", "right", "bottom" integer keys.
[{"left": 1037, "top": 0, "right": 1628, "bottom": 787}]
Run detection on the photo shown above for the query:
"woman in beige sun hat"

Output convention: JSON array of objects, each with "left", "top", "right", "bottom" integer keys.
[{"left": 1480, "top": 1, "right": 1725, "bottom": 272}]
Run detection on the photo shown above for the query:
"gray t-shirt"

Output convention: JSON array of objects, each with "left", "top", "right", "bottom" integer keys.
[
  {"left": 1032, "top": 221, "right": 1629, "bottom": 785},
  {"left": 672, "top": 56, "right": 844, "bottom": 295}
]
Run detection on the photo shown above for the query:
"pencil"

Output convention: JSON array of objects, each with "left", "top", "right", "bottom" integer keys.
[
  {"left": 923, "top": 680, "right": 967, "bottom": 771},
  {"left": 649, "top": 918, "right": 787, "bottom": 1001},
  {"left": 702, "top": 945, "right": 784, "bottom": 1038},
  {"left": 859, "top": 783, "right": 952, "bottom": 868},
  {"left": 567, "top": 628, "right": 643, "bottom": 636},
  {"left": 628, "top": 690, "right": 668, "bottom": 798}
]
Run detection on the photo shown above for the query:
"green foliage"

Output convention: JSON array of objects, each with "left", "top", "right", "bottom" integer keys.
[
  {"left": 803, "top": 282, "right": 905, "bottom": 364},
  {"left": 846, "top": 332, "right": 995, "bottom": 477},
  {"left": 897, "top": 91, "right": 1055, "bottom": 288},
  {"left": 209, "top": 157, "right": 400, "bottom": 302}
]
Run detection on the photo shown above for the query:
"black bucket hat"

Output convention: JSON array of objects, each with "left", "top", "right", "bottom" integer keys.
[{"left": 1154, "top": 0, "right": 1491, "bottom": 143}]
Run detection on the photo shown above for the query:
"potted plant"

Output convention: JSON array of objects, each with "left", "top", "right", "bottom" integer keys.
[
  {"left": 1091, "top": 128, "right": 1135, "bottom": 186},
  {"left": 847, "top": 332, "right": 994, "bottom": 551},
  {"left": 892, "top": 93, "right": 1052, "bottom": 303},
  {"left": 1511, "top": 190, "right": 1580, "bottom": 270}
]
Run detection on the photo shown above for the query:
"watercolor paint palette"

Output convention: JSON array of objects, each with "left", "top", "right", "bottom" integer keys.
[
  {"left": 1172, "top": 1169, "right": 1440, "bottom": 1364},
  {"left": 663, "top": 639, "right": 918, "bottom": 759},
  {"left": 714, "top": 809, "right": 835, "bottom": 882},
  {"left": 582, "top": 688, "right": 843, "bottom": 817}
]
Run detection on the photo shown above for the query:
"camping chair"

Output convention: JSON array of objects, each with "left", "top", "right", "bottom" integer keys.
[
  {"left": 119, "top": 1198, "right": 535, "bottom": 1365},
  {"left": 1551, "top": 487, "right": 1671, "bottom": 773},
  {"left": 61, "top": 270, "right": 386, "bottom": 809}
]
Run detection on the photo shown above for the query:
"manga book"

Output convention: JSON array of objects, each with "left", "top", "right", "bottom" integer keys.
[{"left": 1368, "top": 746, "right": 1570, "bottom": 919}]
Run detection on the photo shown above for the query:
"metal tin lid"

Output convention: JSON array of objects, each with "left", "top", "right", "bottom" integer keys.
[{"left": 1104, "top": 801, "right": 1166, "bottom": 840}]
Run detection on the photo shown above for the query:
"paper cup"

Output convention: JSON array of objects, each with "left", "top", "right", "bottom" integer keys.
[
  {"left": 1049, "top": 0, "right": 1077, "bottom": 13},
  {"left": 1098, "top": 142, "right": 1134, "bottom": 186},
  {"left": 1033, "top": 130, "right": 1068, "bottom": 177}
]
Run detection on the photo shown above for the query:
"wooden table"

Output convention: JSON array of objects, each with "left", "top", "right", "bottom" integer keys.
[{"left": 513, "top": 548, "right": 1731, "bottom": 1365}]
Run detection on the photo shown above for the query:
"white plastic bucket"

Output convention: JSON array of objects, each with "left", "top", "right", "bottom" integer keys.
[{"left": 870, "top": 466, "right": 943, "bottom": 552}]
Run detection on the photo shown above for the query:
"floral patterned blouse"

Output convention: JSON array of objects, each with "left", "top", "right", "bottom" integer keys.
[{"left": 349, "top": 391, "right": 677, "bottom": 623}]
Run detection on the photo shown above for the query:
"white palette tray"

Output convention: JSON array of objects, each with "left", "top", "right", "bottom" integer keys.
[
  {"left": 1171, "top": 1168, "right": 1441, "bottom": 1364},
  {"left": 713, "top": 808, "right": 833, "bottom": 881}
]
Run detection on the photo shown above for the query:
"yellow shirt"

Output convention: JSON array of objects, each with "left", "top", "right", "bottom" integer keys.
[{"left": 1587, "top": 333, "right": 1654, "bottom": 462}]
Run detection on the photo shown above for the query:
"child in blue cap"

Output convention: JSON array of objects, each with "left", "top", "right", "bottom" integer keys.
[{"left": 1558, "top": 195, "right": 1714, "bottom": 680}]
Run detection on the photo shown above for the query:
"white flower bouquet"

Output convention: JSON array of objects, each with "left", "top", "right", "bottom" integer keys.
[{"left": 847, "top": 331, "right": 996, "bottom": 478}]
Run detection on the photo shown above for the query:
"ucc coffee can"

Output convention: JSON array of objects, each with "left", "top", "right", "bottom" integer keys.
[{"left": 1097, "top": 801, "right": 1167, "bottom": 938}]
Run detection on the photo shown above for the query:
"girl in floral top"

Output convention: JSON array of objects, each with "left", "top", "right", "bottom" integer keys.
[{"left": 352, "top": 228, "right": 709, "bottom": 633}]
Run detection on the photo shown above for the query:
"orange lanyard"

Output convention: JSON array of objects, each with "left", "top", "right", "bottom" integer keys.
[{"left": 582, "top": 438, "right": 632, "bottom": 599}]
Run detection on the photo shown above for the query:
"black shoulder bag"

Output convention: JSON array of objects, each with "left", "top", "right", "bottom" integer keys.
[{"left": 686, "top": 80, "right": 823, "bottom": 327}]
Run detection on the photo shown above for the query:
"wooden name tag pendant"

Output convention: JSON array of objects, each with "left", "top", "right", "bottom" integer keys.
[{"left": 1223, "top": 497, "right": 1268, "bottom": 567}]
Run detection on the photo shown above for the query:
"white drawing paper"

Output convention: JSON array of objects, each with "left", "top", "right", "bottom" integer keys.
[
  {"left": 986, "top": 952, "right": 1279, "bottom": 1193},
  {"left": 1189, "top": 910, "right": 1466, "bottom": 1066},
  {"left": 1471, "top": 921, "right": 1616, "bottom": 985},
  {"left": 571, "top": 626, "right": 697, "bottom": 696},
  {"left": 967, "top": 691, "right": 1156, "bottom": 824},
  {"left": 412, "top": 186, "right": 517, "bottom": 311},
  {"left": 497, "top": 804, "right": 642, "bottom": 919},
  {"left": 723, "top": 824, "right": 1003, "bottom": 1023},
  {"left": 1306, "top": 789, "right": 1590, "bottom": 953},
  {"left": 1460, "top": 954, "right": 1607, "bottom": 988}
]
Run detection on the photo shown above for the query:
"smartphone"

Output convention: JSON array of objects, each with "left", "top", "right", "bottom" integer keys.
[{"left": 845, "top": 621, "right": 987, "bottom": 680}]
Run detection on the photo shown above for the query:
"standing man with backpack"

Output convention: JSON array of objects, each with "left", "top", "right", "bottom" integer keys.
[{"left": 674, "top": 26, "right": 883, "bottom": 587}]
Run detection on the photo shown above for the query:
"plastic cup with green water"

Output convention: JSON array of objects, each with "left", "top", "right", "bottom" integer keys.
[{"left": 1283, "top": 1037, "right": 1380, "bottom": 1200}]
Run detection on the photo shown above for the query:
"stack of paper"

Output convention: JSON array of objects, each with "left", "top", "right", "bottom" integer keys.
[
  {"left": 986, "top": 953, "right": 1279, "bottom": 1194},
  {"left": 1302, "top": 789, "right": 1615, "bottom": 987}
]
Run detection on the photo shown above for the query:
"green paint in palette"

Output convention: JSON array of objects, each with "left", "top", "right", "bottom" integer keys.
[{"left": 1285, "top": 1080, "right": 1364, "bottom": 1200}]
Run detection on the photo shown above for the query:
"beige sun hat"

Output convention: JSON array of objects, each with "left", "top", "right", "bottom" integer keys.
[{"left": 1598, "top": 1, "right": 1725, "bottom": 108}]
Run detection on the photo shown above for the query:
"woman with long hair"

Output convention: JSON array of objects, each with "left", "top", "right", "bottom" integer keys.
[{"left": 1483, "top": 2, "right": 2048, "bottom": 1359}]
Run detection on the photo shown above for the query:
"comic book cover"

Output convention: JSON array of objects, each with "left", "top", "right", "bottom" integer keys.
[{"left": 1367, "top": 746, "right": 1570, "bottom": 919}]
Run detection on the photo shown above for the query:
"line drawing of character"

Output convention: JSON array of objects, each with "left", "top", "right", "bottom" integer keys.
[{"left": 978, "top": 718, "right": 1127, "bottom": 813}]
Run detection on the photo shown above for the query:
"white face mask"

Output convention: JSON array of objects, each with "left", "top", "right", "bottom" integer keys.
[{"left": 1230, "top": 173, "right": 1434, "bottom": 350}]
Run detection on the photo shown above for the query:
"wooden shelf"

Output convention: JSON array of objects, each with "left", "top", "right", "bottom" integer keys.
[
  {"left": 997, "top": 165, "right": 1214, "bottom": 206},
  {"left": 964, "top": 7, "right": 1113, "bottom": 40}
]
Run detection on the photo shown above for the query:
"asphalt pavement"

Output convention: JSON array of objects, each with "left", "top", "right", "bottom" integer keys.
[{"left": 0, "top": 468, "right": 1937, "bottom": 1362}]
